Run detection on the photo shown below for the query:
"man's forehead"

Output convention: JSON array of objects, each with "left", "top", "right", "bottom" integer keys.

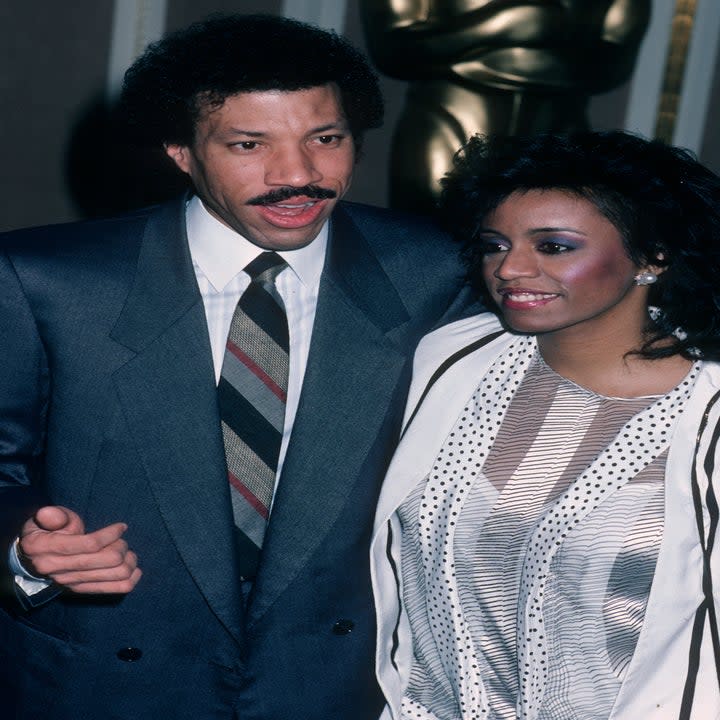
[
  {"left": 195, "top": 83, "right": 342, "bottom": 113},
  {"left": 190, "top": 85, "right": 348, "bottom": 142}
]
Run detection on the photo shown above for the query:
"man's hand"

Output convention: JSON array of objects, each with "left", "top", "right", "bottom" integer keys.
[{"left": 18, "top": 506, "right": 142, "bottom": 594}]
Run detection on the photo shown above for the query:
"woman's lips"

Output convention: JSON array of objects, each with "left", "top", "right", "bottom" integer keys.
[{"left": 497, "top": 288, "right": 560, "bottom": 309}]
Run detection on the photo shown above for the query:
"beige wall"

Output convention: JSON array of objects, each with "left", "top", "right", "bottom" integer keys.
[
  {"left": 701, "top": 53, "right": 720, "bottom": 171},
  {"left": 1, "top": 0, "right": 718, "bottom": 232},
  {"left": 0, "top": 1, "right": 115, "bottom": 231}
]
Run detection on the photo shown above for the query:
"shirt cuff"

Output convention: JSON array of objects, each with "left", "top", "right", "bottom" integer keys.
[{"left": 9, "top": 537, "right": 53, "bottom": 595}]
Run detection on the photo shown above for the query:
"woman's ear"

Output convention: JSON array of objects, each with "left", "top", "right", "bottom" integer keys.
[{"left": 647, "top": 251, "right": 668, "bottom": 277}]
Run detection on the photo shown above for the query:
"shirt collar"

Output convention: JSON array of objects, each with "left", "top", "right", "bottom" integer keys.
[{"left": 185, "top": 195, "right": 328, "bottom": 291}]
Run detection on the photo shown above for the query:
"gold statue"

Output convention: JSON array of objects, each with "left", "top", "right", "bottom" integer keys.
[{"left": 361, "top": 0, "right": 651, "bottom": 213}]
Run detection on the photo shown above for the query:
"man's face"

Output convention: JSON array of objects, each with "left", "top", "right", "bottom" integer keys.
[{"left": 165, "top": 84, "right": 355, "bottom": 250}]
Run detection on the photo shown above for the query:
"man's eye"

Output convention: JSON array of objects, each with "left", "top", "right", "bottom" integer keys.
[
  {"left": 234, "top": 141, "right": 258, "bottom": 150},
  {"left": 316, "top": 135, "right": 342, "bottom": 145}
]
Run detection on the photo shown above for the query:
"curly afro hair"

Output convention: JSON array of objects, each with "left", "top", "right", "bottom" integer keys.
[
  {"left": 440, "top": 130, "right": 720, "bottom": 361},
  {"left": 119, "top": 13, "right": 383, "bottom": 152}
]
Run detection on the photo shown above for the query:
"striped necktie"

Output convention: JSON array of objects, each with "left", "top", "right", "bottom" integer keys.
[{"left": 218, "top": 251, "right": 289, "bottom": 580}]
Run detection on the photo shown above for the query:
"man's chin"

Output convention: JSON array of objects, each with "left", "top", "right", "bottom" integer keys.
[{"left": 245, "top": 223, "right": 326, "bottom": 252}]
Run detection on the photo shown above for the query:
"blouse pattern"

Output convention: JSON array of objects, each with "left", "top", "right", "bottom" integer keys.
[{"left": 397, "top": 335, "right": 700, "bottom": 720}]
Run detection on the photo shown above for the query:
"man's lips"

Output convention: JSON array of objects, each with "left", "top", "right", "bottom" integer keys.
[
  {"left": 247, "top": 185, "right": 336, "bottom": 206},
  {"left": 254, "top": 197, "right": 329, "bottom": 227},
  {"left": 261, "top": 196, "right": 318, "bottom": 213},
  {"left": 247, "top": 185, "right": 337, "bottom": 228}
]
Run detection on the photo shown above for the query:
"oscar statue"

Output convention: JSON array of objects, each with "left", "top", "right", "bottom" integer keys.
[{"left": 361, "top": 0, "right": 651, "bottom": 213}]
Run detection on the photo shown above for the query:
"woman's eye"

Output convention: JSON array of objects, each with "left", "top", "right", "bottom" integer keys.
[
  {"left": 479, "top": 240, "right": 508, "bottom": 254},
  {"left": 538, "top": 241, "right": 572, "bottom": 254}
]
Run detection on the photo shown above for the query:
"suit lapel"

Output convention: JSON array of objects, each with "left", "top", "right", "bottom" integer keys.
[
  {"left": 110, "top": 199, "right": 245, "bottom": 646},
  {"left": 247, "top": 205, "right": 411, "bottom": 625}
]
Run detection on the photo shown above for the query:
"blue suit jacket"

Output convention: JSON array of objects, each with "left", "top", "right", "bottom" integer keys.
[{"left": 0, "top": 197, "right": 473, "bottom": 719}]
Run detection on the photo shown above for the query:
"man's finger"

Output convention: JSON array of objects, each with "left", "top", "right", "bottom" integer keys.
[
  {"left": 63, "top": 567, "right": 143, "bottom": 595},
  {"left": 28, "top": 541, "right": 133, "bottom": 578},
  {"left": 21, "top": 521, "right": 128, "bottom": 559},
  {"left": 50, "top": 551, "right": 139, "bottom": 586},
  {"left": 33, "top": 506, "right": 80, "bottom": 533}
]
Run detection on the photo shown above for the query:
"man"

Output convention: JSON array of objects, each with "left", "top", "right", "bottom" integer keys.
[{"left": 0, "top": 14, "right": 472, "bottom": 720}]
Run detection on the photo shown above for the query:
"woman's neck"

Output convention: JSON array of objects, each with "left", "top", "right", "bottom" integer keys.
[{"left": 537, "top": 329, "right": 693, "bottom": 398}]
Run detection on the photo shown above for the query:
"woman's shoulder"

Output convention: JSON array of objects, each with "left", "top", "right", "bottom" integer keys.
[
  {"left": 415, "top": 313, "right": 506, "bottom": 367},
  {"left": 407, "top": 314, "right": 508, "bottom": 406}
]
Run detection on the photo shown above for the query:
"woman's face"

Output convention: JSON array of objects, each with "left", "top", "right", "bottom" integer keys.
[{"left": 480, "top": 189, "right": 649, "bottom": 341}]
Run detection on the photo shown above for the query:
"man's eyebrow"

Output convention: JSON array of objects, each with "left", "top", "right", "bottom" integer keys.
[
  {"left": 311, "top": 123, "right": 347, "bottom": 133},
  {"left": 225, "top": 128, "right": 265, "bottom": 137},
  {"left": 222, "top": 122, "right": 348, "bottom": 137}
]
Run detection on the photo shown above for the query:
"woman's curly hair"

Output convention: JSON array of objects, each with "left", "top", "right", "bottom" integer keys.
[
  {"left": 119, "top": 13, "right": 383, "bottom": 153},
  {"left": 440, "top": 130, "right": 720, "bottom": 361}
]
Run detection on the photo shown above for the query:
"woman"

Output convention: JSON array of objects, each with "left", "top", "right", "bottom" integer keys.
[{"left": 371, "top": 131, "right": 720, "bottom": 720}]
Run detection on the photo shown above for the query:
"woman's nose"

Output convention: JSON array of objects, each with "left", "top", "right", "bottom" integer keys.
[{"left": 493, "top": 248, "right": 539, "bottom": 280}]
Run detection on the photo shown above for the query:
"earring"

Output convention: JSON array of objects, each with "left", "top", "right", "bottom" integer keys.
[{"left": 634, "top": 270, "right": 657, "bottom": 286}]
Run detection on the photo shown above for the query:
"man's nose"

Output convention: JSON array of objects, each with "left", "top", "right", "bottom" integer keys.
[{"left": 265, "top": 145, "right": 322, "bottom": 187}]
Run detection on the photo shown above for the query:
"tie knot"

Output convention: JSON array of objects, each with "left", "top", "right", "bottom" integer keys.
[{"left": 244, "top": 251, "right": 287, "bottom": 282}]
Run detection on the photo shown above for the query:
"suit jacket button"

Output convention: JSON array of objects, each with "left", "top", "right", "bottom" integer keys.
[
  {"left": 332, "top": 619, "right": 354, "bottom": 635},
  {"left": 116, "top": 647, "right": 143, "bottom": 662}
]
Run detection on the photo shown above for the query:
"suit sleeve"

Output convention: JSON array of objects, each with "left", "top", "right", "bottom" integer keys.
[{"left": 0, "top": 250, "right": 50, "bottom": 596}]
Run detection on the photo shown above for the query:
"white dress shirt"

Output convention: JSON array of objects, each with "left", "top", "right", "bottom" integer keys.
[
  {"left": 186, "top": 195, "right": 326, "bottom": 480},
  {"left": 12, "top": 195, "right": 327, "bottom": 597}
]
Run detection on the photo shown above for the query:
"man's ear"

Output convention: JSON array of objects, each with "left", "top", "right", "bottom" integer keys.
[{"left": 164, "top": 143, "right": 191, "bottom": 174}]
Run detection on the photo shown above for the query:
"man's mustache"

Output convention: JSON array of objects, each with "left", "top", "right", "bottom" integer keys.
[{"left": 247, "top": 185, "right": 337, "bottom": 206}]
